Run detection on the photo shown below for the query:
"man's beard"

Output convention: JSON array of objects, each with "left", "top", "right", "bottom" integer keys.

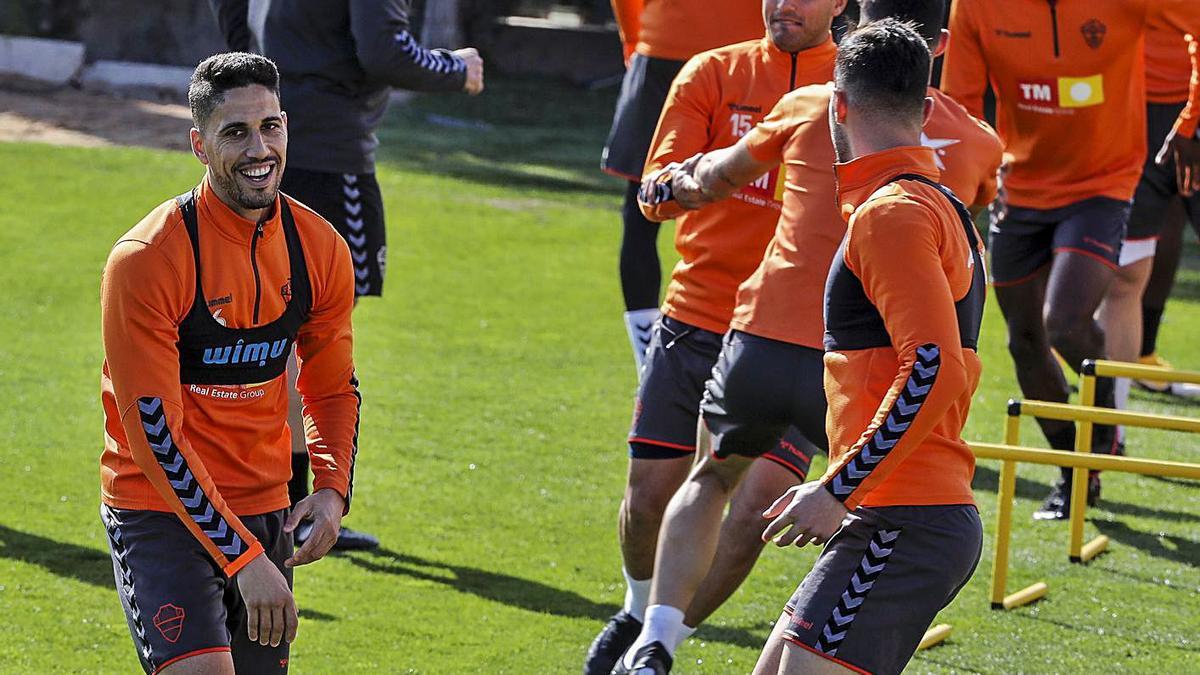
[{"left": 213, "top": 167, "right": 278, "bottom": 211}]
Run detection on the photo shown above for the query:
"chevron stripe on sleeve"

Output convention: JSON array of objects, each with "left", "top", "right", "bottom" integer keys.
[
  {"left": 102, "top": 506, "right": 155, "bottom": 667},
  {"left": 136, "top": 397, "right": 250, "bottom": 560},
  {"left": 393, "top": 30, "right": 467, "bottom": 75},
  {"left": 825, "top": 344, "right": 941, "bottom": 503},
  {"left": 815, "top": 527, "right": 902, "bottom": 656}
]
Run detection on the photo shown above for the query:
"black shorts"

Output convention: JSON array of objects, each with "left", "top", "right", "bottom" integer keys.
[
  {"left": 629, "top": 317, "right": 818, "bottom": 479},
  {"left": 1128, "top": 101, "right": 1200, "bottom": 241},
  {"left": 101, "top": 505, "right": 293, "bottom": 674},
  {"left": 781, "top": 505, "right": 983, "bottom": 675},
  {"left": 601, "top": 54, "right": 685, "bottom": 181},
  {"left": 989, "top": 196, "right": 1129, "bottom": 285},
  {"left": 698, "top": 330, "right": 828, "bottom": 474},
  {"left": 281, "top": 167, "right": 386, "bottom": 297}
]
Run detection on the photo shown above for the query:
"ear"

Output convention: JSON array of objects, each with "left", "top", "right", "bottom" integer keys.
[
  {"left": 833, "top": 0, "right": 849, "bottom": 17},
  {"left": 932, "top": 29, "right": 949, "bottom": 58},
  {"left": 190, "top": 128, "right": 209, "bottom": 166},
  {"left": 833, "top": 89, "right": 849, "bottom": 124},
  {"left": 922, "top": 96, "right": 935, "bottom": 126},
  {"left": 280, "top": 110, "right": 288, "bottom": 130}
]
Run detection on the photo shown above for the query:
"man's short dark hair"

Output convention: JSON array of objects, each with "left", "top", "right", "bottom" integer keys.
[
  {"left": 858, "top": 0, "right": 945, "bottom": 45},
  {"left": 835, "top": 18, "right": 930, "bottom": 124},
  {"left": 188, "top": 52, "right": 280, "bottom": 131}
]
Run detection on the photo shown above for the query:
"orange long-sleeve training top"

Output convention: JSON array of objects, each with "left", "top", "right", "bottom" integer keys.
[
  {"left": 943, "top": 0, "right": 1200, "bottom": 210},
  {"left": 610, "top": 0, "right": 764, "bottom": 62},
  {"left": 100, "top": 177, "right": 360, "bottom": 576},
  {"left": 1146, "top": 14, "right": 1191, "bottom": 103},
  {"left": 820, "top": 146, "right": 984, "bottom": 509},
  {"left": 640, "top": 37, "right": 837, "bottom": 334},
  {"left": 730, "top": 84, "right": 1002, "bottom": 349},
  {"left": 1176, "top": 35, "right": 1199, "bottom": 138}
]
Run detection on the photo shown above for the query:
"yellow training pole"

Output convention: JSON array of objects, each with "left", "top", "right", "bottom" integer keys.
[
  {"left": 1089, "top": 359, "right": 1200, "bottom": 385},
  {"left": 1069, "top": 367, "right": 1097, "bottom": 562},
  {"left": 971, "top": 443, "right": 1200, "bottom": 478},
  {"left": 1002, "top": 582, "right": 1048, "bottom": 609},
  {"left": 1005, "top": 399, "right": 1022, "bottom": 446},
  {"left": 918, "top": 624, "right": 952, "bottom": 650},
  {"left": 990, "top": 457, "right": 1018, "bottom": 608},
  {"left": 1012, "top": 401, "right": 1200, "bottom": 433}
]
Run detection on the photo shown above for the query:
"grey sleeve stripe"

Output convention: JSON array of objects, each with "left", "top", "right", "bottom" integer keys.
[{"left": 394, "top": 30, "right": 467, "bottom": 75}]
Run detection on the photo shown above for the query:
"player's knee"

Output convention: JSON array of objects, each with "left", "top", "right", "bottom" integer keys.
[
  {"left": 1044, "top": 312, "right": 1088, "bottom": 352},
  {"left": 724, "top": 497, "right": 770, "bottom": 551},
  {"left": 1005, "top": 326, "right": 1045, "bottom": 362},
  {"left": 622, "top": 479, "right": 677, "bottom": 528}
]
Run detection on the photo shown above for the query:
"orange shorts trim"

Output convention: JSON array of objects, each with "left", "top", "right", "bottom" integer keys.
[
  {"left": 761, "top": 452, "right": 807, "bottom": 479},
  {"left": 780, "top": 634, "right": 872, "bottom": 675},
  {"left": 152, "top": 646, "right": 231, "bottom": 674},
  {"left": 628, "top": 435, "right": 695, "bottom": 453}
]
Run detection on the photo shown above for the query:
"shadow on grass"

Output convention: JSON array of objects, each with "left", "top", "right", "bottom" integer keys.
[
  {"left": 973, "top": 466, "right": 1200, "bottom": 523},
  {"left": 1010, "top": 612, "right": 1200, "bottom": 654},
  {"left": 0, "top": 523, "right": 113, "bottom": 588},
  {"left": 909, "top": 653, "right": 988, "bottom": 674},
  {"left": 299, "top": 608, "right": 338, "bottom": 622},
  {"left": 1092, "top": 565, "right": 1196, "bottom": 593},
  {"left": 1091, "top": 519, "right": 1199, "bottom": 567},
  {"left": 341, "top": 547, "right": 765, "bottom": 649}
]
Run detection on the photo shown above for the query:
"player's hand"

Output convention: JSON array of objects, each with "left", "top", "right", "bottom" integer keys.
[
  {"left": 236, "top": 553, "right": 298, "bottom": 647},
  {"left": 639, "top": 166, "right": 674, "bottom": 206},
  {"left": 284, "top": 488, "right": 346, "bottom": 567},
  {"left": 1155, "top": 128, "right": 1200, "bottom": 197},
  {"left": 670, "top": 153, "right": 710, "bottom": 210},
  {"left": 761, "top": 482, "right": 849, "bottom": 549},
  {"left": 455, "top": 47, "right": 484, "bottom": 95}
]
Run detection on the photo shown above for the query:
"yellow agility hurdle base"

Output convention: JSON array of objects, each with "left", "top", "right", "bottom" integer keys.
[
  {"left": 970, "top": 442, "right": 1200, "bottom": 610},
  {"left": 917, "top": 624, "right": 952, "bottom": 650}
]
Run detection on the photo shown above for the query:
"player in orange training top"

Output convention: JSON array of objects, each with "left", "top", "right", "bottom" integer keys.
[
  {"left": 603, "top": 0, "right": 764, "bottom": 374},
  {"left": 621, "top": 2, "right": 998, "bottom": 672},
  {"left": 756, "top": 19, "right": 985, "bottom": 674},
  {"left": 99, "top": 53, "right": 360, "bottom": 674},
  {"left": 943, "top": 0, "right": 1200, "bottom": 519},
  {"left": 585, "top": 2, "right": 846, "bottom": 673}
]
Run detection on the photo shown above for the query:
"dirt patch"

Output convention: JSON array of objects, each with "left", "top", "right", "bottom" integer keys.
[{"left": 0, "top": 80, "right": 191, "bottom": 152}]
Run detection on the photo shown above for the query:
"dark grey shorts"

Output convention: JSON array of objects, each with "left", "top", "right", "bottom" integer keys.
[
  {"left": 629, "top": 318, "right": 818, "bottom": 479},
  {"left": 699, "top": 330, "right": 828, "bottom": 476},
  {"left": 601, "top": 53, "right": 685, "bottom": 180},
  {"left": 782, "top": 504, "right": 983, "bottom": 675},
  {"left": 101, "top": 505, "right": 293, "bottom": 674},
  {"left": 281, "top": 168, "right": 386, "bottom": 297},
  {"left": 1128, "top": 101, "right": 1200, "bottom": 240},
  {"left": 989, "top": 196, "right": 1129, "bottom": 285}
]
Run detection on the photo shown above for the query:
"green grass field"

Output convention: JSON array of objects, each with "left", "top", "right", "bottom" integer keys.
[{"left": 1, "top": 78, "right": 1198, "bottom": 673}]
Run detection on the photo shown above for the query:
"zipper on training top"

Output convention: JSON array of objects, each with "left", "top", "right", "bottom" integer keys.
[
  {"left": 250, "top": 222, "right": 264, "bottom": 324},
  {"left": 789, "top": 52, "right": 798, "bottom": 90},
  {"left": 1047, "top": 0, "right": 1061, "bottom": 58}
]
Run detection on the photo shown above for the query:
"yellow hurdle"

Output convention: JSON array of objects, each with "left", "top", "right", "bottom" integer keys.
[
  {"left": 1002, "top": 394, "right": 1200, "bottom": 561},
  {"left": 1072, "top": 359, "right": 1200, "bottom": 561},
  {"left": 918, "top": 624, "right": 952, "bottom": 650},
  {"left": 974, "top": 439, "right": 1200, "bottom": 607}
]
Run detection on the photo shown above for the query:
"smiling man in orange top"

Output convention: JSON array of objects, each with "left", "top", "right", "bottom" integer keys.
[
  {"left": 584, "top": 4, "right": 845, "bottom": 673},
  {"left": 604, "top": 0, "right": 764, "bottom": 373},
  {"left": 753, "top": 19, "right": 985, "bottom": 674},
  {"left": 943, "top": 0, "right": 1200, "bottom": 518},
  {"left": 100, "top": 53, "right": 360, "bottom": 674}
]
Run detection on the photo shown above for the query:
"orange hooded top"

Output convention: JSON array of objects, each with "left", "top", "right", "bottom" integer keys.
[
  {"left": 943, "top": 0, "right": 1200, "bottom": 209},
  {"left": 100, "top": 177, "right": 360, "bottom": 576},
  {"left": 821, "top": 146, "right": 983, "bottom": 509},
  {"left": 730, "top": 84, "right": 1001, "bottom": 349},
  {"left": 640, "top": 37, "right": 838, "bottom": 334}
]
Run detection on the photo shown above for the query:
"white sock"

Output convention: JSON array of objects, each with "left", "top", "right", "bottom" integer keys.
[
  {"left": 622, "top": 568, "right": 652, "bottom": 622},
  {"left": 621, "top": 604, "right": 696, "bottom": 668},
  {"left": 624, "top": 309, "right": 660, "bottom": 380}
]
